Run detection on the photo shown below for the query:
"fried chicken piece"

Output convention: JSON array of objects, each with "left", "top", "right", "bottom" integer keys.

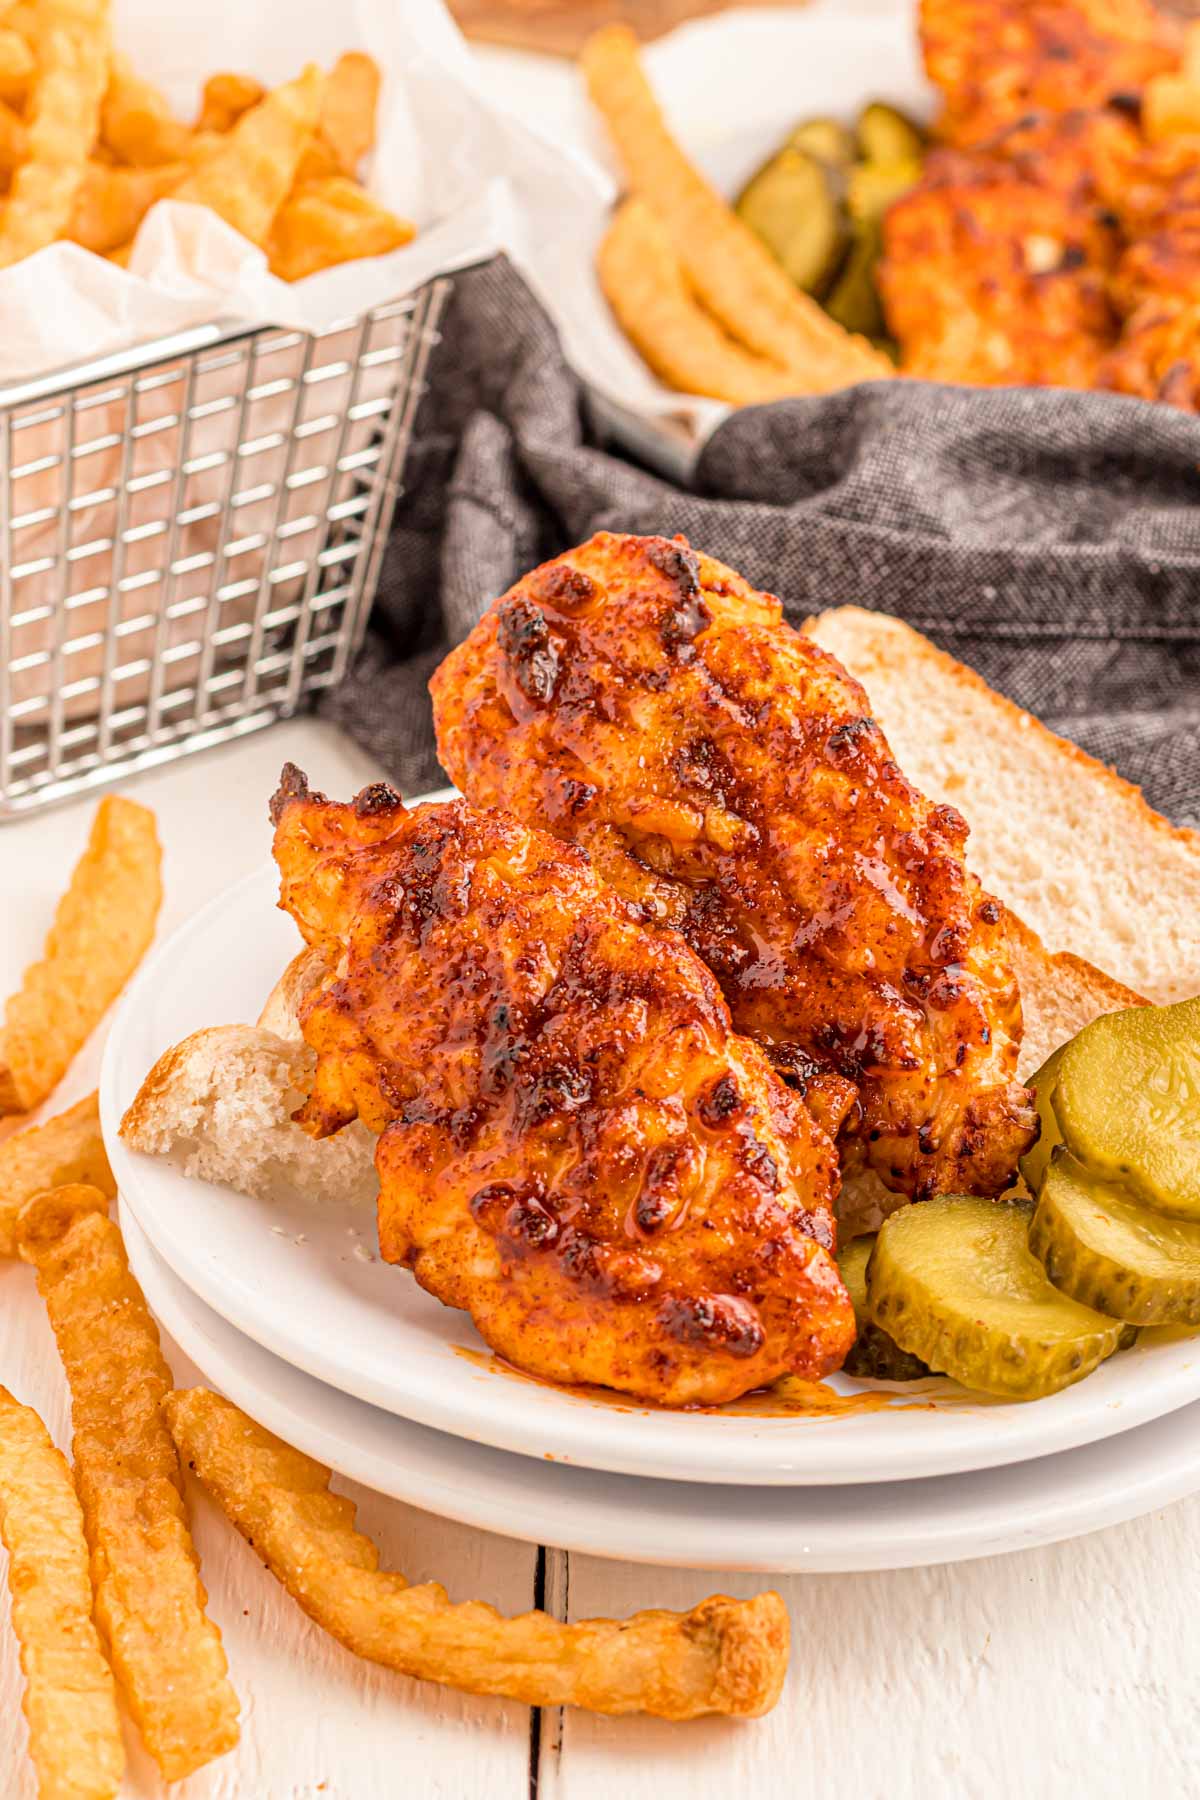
[
  {"left": 921, "top": 0, "right": 1178, "bottom": 147},
  {"left": 431, "top": 534, "right": 1035, "bottom": 1207},
  {"left": 1096, "top": 142, "right": 1200, "bottom": 407},
  {"left": 271, "top": 767, "right": 853, "bottom": 1406},
  {"left": 879, "top": 111, "right": 1134, "bottom": 388}
]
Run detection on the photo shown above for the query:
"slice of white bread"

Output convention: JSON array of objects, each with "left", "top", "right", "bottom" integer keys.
[
  {"left": 119, "top": 1013, "right": 377, "bottom": 1209},
  {"left": 806, "top": 606, "right": 1200, "bottom": 1008}
]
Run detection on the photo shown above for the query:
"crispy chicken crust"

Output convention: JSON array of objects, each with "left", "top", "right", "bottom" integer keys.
[
  {"left": 431, "top": 533, "right": 1035, "bottom": 1205},
  {"left": 271, "top": 768, "right": 853, "bottom": 1406},
  {"left": 920, "top": 0, "right": 1177, "bottom": 147}
]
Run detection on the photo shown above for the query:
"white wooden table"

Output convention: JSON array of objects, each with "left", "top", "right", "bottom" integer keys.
[{"left": 2, "top": 720, "right": 1199, "bottom": 1800}]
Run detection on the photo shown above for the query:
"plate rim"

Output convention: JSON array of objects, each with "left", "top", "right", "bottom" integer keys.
[
  {"left": 123, "top": 1198, "right": 1200, "bottom": 1574},
  {"left": 100, "top": 798, "right": 1200, "bottom": 1490}
]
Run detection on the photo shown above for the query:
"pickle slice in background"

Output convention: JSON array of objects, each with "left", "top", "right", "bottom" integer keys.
[
  {"left": 1053, "top": 997, "right": 1200, "bottom": 1221},
  {"left": 856, "top": 101, "right": 926, "bottom": 166},
  {"left": 867, "top": 1195, "right": 1124, "bottom": 1400},
  {"left": 838, "top": 1235, "right": 931, "bottom": 1381},
  {"left": 788, "top": 116, "right": 857, "bottom": 167},
  {"left": 735, "top": 147, "right": 850, "bottom": 295},
  {"left": 1019, "top": 1041, "right": 1067, "bottom": 1198},
  {"left": 1031, "top": 1152, "right": 1200, "bottom": 1325}
]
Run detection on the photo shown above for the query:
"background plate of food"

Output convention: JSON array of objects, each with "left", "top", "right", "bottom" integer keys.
[
  {"left": 100, "top": 790, "right": 1200, "bottom": 1491},
  {"left": 521, "top": 0, "right": 1200, "bottom": 477}
]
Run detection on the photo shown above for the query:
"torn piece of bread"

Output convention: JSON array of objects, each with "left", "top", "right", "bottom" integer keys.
[
  {"left": 256, "top": 946, "right": 328, "bottom": 1040},
  {"left": 806, "top": 606, "right": 1200, "bottom": 1005},
  {"left": 120, "top": 1024, "right": 377, "bottom": 1207}
]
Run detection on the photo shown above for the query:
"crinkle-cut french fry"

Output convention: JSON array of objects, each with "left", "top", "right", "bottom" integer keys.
[
  {"left": 19, "top": 1190, "right": 240, "bottom": 1780},
  {"left": 99, "top": 51, "right": 191, "bottom": 165},
  {"left": 0, "top": 1090, "right": 113, "bottom": 1257},
  {"left": 0, "top": 1386, "right": 125, "bottom": 1800},
  {"left": 0, "top": 795, "right": 162, "bottom": 1115},
  {"left": 581, "top": 24, "right": 890, "bottom": 394},
  {"left": 0, "top": 0, "right": 112, "bottom": 267},
  {"left": 598, "top": 198, "right": 808, "bottom": 406},
  {"left": 0, "top": 23, "right": 34, "bottom": 98},
  {"left": 68, "top": 157, "right": 186, "bottom": 253},
  {"left": 172, "top": 65, "right": 323, "bottom": 247},
  {"left": 166, "top": 1387, "right": 790, "bottom": 1720},
  {"left": 195, "top": 69, "right": 265, "bottom": 135},
  {"left": 318, "top": 50, "right": 380, "bottom": 174},
  {"left": 266, "top": 174, "right": 412, "bottom": 281}
]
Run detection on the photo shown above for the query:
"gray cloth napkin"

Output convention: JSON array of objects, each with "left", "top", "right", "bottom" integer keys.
[{"left": 317, "top": 255, "right": 1199, "bottom": 827}]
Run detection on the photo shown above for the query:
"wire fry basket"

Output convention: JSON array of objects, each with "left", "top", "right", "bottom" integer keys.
[{"left": 0, "top": 277, "right": 449, "bottom": 821}]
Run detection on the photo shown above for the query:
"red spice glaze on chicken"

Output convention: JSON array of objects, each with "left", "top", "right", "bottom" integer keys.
[
  {"left": 272, "top": 768, "right": 854, "bottom": 1405},
  {"left": 431, "top": 532, "right": 1035, "bottom": 1208}
]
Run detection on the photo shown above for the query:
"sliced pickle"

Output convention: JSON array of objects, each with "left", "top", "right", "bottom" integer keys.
[
  {"left": 1031, "top": 1152, "right": 1200, "bottom": 1325},
  {"left": 857, "top": 102, "right": 926, "bottom": 166},
  {"left": 1019, "top": 1041, "right": 1067, "bottom": 1199},
  {"left": 1052, "top": 997, "right": 1200, "bottom": 1221},
  {"left": 838, "top": 1235, "right": 931, "bottom": 1381},
  {"left": 788, "top": 116, "right": 857, "bottom": 167},
  {"left": 735, "top": 147, "right": 850, "bottom": 296},
  {"left": 867, "top": 1195, "right": 1124, "bottom": 1400},
  {"left": 823, "top": 222, "right": 885, "bottom": 338},
  {"left": 848, "top": 158, "right": 922, "bottom": 225}
]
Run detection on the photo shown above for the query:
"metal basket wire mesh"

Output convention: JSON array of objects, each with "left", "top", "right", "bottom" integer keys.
[{"left": 0, "top": 277, "right": 449, "bottom": 820}]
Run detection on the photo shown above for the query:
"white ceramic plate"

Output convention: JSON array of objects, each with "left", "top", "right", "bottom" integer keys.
[
  {"left": 101, "top": 793, "right": 1200, "bottom": 1488},
  {"left": 124, "top": 1199, "right": 1200, "bottom": 1573}
]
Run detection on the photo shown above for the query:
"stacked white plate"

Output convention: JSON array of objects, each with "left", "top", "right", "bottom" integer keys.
[{"left": 101, "top": 808, "right": 1200, "bottom": 1574}]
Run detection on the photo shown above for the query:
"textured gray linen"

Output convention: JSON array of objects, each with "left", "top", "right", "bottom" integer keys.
[{"left": 318, "top": 257, "right": 1199, "bottom": 826}]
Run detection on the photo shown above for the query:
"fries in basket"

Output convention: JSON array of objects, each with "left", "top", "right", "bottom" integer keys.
[{"left": 0, "top": 1, "right": 414, "bottom": 278}]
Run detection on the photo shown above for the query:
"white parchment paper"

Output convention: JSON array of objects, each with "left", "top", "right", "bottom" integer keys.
[{"left": 0, "top": 0, "right": 608, "bottom": 382}]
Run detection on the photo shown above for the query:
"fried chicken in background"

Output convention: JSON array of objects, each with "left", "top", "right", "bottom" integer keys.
[
  {"left": 432, "top": 534, "right": 1035, "bottom": 1216},
  {"left": 884, "top": 2, "right": 1200, "bottom": 408},
  {"left": 920, "top": 0, "right": 1178, "bottom": 146},
  {"left": 271, "top": 767, "right": 854, "bottom": 1405}
]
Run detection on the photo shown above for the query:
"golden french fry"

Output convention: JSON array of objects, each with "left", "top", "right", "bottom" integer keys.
[
  {"left": 0, "top": 95, "right": 28, "bottom": 171},
  {"left": 68, "top": 157, "right": 187, "bottom": 253},
  {"left": 0, "top": 23, "right": 34, "bottom": 99},
  {"left": 172, "top": 64, "right": 323, "bottom": 246},
  {"left": 0, "top": 796, "right": 161, "bottom": 1115},
  {"left": 581, "top": 25, "right": 890, "bottom": 393},
  {"left": 195, "top": 70, "right": 265, "bottom": 135},
  {"left": 266, "top": 174, "right": 413, "bottom": 281},
  {"left": 293, "top": 131, "right": 341, "bottom": 186},
  {"left": 0, "top": 1091, "right": 113, "bottom": 1257},
  {"left": 0, "top": 1386, "right": 125, "bottom": 1800},
  {"left": 100, "top": 52, "right": 192, "bottom": 165},
  {"left": 166, "top": 1388, "right": 790, "bottom": 1719},
  {"left": 318, "top": 50, "right": 380, "bottom": 174},
  {"left": 599, "top": 198, "right": 808, "bottom": 405},
  {"left": 0, "top": 0, "right": 111, "bottom": 267},
  {"left": 19, "top": 1190, "right": 241, "bottom": 1780}
]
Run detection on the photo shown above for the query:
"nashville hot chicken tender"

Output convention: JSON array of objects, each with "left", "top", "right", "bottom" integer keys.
[
  {"left": 432, "top": 532, "right": 1035, "bottom": 1210},
  {"left": 271, "top": 768, "right": 854, "bottom": 1406}
]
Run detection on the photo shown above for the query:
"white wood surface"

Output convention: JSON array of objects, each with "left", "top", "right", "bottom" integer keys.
[
  {"left": 0, "top": 723, "right": 540, "bottom": 1800},
  {"left": 3, "top": 719, "right": 1200, "bottom": 1800}
]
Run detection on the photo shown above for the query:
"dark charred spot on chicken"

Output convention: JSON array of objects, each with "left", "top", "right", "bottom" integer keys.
[
  {"left": 353, "top": 780, "right": 402, "bottom": 819},
  {"left": 269, "top": 761, "right": 324, "bottom": 824},
  {"left": 657, "top": 1292, "right": 764, "bottom": 1358},
  {"left": 529, "top": 561, "right": 597, "bottom": 613},
  {"left": 977, "top": 898, "right": 1003, "bottom": 925},
  {"left": 497, "top": 598, "right": 561, "bottom": 704},
  {"left": 825, "top": 715, "right": 877, "bottom": 765},
  {"left": 697, "top": 1073, "right": 742, "bottom": 1128}
]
